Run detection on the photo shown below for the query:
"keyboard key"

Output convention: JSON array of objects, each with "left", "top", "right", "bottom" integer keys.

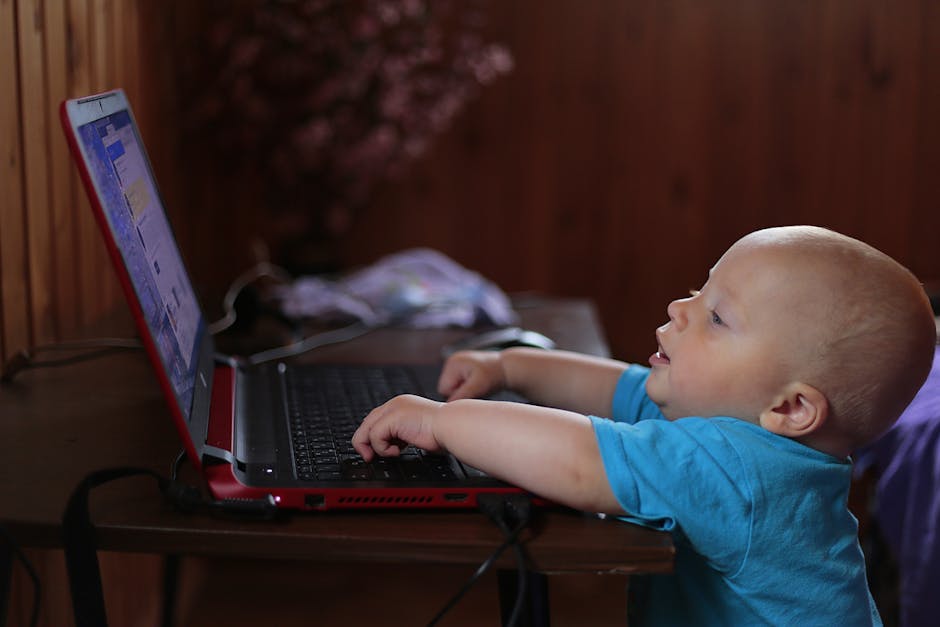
[
  {"left": 341, "top": 459, "right": 374, "bottom": 481},
  {"left": 372, "top": 459, "right": 402, "bottom": 481},
  {"left": 285, "top": 365, "right": 442, "bottom": 482}
]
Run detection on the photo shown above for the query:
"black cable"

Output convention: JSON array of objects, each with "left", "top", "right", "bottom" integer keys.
[
  {"left": 63, "top": 462, "right": 279, "bottom": 627},
  {"left": 1, "top": 338, "right": 142, "bottom": 383},
  {"left": 486, "top": 495, "right": 531, "bottom": 627},
  {"left": 424, "top": 519, "right": 527, "bottom": 626},
  {"left": 426, "top": 494, "right": 533, "bottom": 627},
  {"left": 207, "top": 261, "right": 293, "bottom": 336},
  {"left": 63, "top": 467, "right": 166, "bottom": 627},
  {"left": 0, "top": 524, "right": 40, "bottom": 627},
  {"left": 166, "top": 452, "right": 279, "bottom": 519}
]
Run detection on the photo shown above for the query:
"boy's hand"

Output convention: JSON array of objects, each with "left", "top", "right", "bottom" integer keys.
[
  {"left": 437, "top": 350, "right": 506, "bottom": 400},
  {"left": 352, "top": 394, "right": 445, "bottom": 461}
]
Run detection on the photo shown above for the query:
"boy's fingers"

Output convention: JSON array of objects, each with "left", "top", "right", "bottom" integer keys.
[
  {"left": 370, "top": 436, "right": 400, "bottom": 458},
  {"left": 437, "top": 362, "right": 468, "bottom": 397},
  {"left": 447, "top": 381, "right": 481, "bottom": 401},
  {"left": 351, "top": 428, "right": 374, "bottom": 460},
  {"left": 352, "top": 403, "right": 388, "bottom": 459},
  {"left": 440, "top": 364, "right": 487, "bottom": 400},
  {"left": 353, "top": 398, "right": 415, "bottom": 459},
  {"left": 451, "top": 370, "right": 501, "bottom": 401}
]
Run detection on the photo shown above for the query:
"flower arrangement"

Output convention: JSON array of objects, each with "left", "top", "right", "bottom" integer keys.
[{"left": 182, "top": 0, "right": 513, "bottom": 272}]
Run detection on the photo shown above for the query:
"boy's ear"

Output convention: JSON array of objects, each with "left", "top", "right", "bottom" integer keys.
[{"left": 759, "top": 383, "right": 829, "bottom": 438}]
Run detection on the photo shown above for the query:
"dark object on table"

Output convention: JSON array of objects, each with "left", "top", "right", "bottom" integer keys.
[{"left": 442, "top": 327, "right": 557, "bottom": 358}]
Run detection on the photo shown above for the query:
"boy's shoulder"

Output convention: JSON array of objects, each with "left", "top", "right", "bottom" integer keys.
[{"left": 672, "top": 416, "right": 852, "bottom": 479}]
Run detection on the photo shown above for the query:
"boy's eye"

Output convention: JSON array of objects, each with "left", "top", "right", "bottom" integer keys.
[{"left": 711, "top": 311, "right": 723, "bottom": 326}]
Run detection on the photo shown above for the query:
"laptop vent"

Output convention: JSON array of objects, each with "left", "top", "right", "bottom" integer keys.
[{"left": 338, "top": 496, "right": 433, "bottom": 505}]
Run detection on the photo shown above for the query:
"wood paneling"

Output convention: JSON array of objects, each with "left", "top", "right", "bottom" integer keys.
[
  {"left": 0, "top": 0, "right": 169, "bottom": 364},
  {"left": 1, "top": 0, "right": 29, "bottom": 362},
  {"left": 330, "top": 0, "right": 940, "bottom": 359},
  {"left": 44, "top": 0, "right": 79, "bottom": 340},
  {"left": 6, "top": 549, "right": 165, "bottom": 627},
  {"left": 7, "top": 0, "right": 937, "bottom": 361},
  {"left": 2, "top": 0, "right": 99, "bottom": 361},
  {"left": 19, "top": 0, "right": 56, "bottom": 346},
  {"left": 2, "top": 1, "right": 172, "bottom": 624}
]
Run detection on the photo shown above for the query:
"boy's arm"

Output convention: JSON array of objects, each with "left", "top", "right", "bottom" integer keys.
[
  {"left": 441, "top": 348, "right": 629, "bottom": 417},
  {"left": 352, "top": 395, "right": 625, "bottom": 514}
]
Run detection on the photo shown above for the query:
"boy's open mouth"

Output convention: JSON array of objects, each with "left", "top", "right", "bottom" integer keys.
[
  {"left": 649, "top": 345, "right": 670, "bottom": 366},
  {"left": 650, "top": 328, "right": 671, "bottom": 366}
]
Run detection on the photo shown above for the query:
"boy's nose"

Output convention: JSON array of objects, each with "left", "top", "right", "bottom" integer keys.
[{"left": 667, "top": 298, "right": 689, "bottom": 330}]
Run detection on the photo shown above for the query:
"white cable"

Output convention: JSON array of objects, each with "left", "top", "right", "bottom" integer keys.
[{"left": 246, "top": 321, "right": 375, "bottom": 365}]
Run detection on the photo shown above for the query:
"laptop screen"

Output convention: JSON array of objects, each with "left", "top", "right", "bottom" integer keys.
[{"left": 76, "top": 108, "right": 204, "bottom": 420}]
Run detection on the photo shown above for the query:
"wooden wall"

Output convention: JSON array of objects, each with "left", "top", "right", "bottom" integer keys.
[
  {"left": 3, "top": 0, "right": 939, "bottom": 363},
  {"left": 2, "top": 1, "right": 171, "bottom": 625},
  {"left": 336, "top": 0, "right": 940, "bottom": 359},
  {"left": 3, "top": 0, "right": 131, "bottom": 363}
]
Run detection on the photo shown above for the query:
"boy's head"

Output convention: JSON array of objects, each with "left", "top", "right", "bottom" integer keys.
[{"left": 646, "top": 225, "right": 936, "bottom": 457}]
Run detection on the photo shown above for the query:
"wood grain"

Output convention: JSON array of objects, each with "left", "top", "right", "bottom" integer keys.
[
  {"left": 5, "top": 0, "right": 940, "bottom": 362},
  {"left": 18, "top": 0, "right": 55, "bottom": 346},
  {"left": 0, "top": 0, "right": 31, "bottom": 362}
]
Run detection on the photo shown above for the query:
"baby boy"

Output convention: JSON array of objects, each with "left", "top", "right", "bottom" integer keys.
[{"left": 352, "top": 226, "right": 937, "bottom": 625}]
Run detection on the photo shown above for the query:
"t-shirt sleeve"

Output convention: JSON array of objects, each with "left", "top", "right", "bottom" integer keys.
[
  {"left": 610, "top": 364, "right": 667, "bottom": 424},
  {"left": 590, "top": 416, "right": 753, "bottom": 575}
]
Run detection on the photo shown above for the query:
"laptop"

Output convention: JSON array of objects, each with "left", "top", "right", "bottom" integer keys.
[{"left": 60, "top": 88, "right": 529, "bottom": 511}]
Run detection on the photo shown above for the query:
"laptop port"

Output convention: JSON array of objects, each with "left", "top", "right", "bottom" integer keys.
[
  {"left": 444, "top": 493, "right": 468, "bottom": 502},
  {"left": 305, "top": 494, "right": 325, "bottom": 508}
]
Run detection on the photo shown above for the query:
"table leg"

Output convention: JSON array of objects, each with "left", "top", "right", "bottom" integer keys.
[
  {"left": 498, "top": 569, "right": 550, "bottom": 627},
  {"left": 162, "top": 554, "right": 181, "bottom": 627},
  {"left": 0, "top": 540, "right": 11, "bottom": 627}
]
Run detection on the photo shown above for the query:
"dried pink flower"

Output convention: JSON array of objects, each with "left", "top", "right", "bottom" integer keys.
[{"left": 182, "top": 0, "right": 512, "bottom": 272}]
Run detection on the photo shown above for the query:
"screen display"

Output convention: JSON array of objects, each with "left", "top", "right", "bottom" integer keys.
[{"left": 78, "top": 110, "right": 203, "bottom": 419}]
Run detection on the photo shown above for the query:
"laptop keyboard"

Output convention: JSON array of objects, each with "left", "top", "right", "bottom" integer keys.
[{"left": 284, "top": 365, "right": 465, "bottom": 483}]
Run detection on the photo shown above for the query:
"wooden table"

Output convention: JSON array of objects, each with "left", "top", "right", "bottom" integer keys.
[{"left": 0, "top": 297, "right": 673, "bottom": 625}]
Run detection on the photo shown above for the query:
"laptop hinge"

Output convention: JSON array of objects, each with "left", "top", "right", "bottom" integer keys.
[{"left": 202, "top": 357, "right": 240, "bottom": 468}]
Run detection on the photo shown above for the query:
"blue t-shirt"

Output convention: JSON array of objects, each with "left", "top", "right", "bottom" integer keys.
[{"left": 590, "top": 365, "right": 881, "bottom": 626}]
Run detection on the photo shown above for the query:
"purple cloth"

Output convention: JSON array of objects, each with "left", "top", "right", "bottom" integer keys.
[
  {"left": 274, "top": 248, "right": 518, "bottom": 328},
  {"left": 855, "top": 344, "right": 940, "bottom": 627}
]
